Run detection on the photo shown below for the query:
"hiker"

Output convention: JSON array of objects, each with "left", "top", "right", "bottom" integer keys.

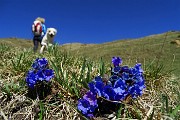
[{"left": 32, "top": 17, "right": 46, "bottom": 52}]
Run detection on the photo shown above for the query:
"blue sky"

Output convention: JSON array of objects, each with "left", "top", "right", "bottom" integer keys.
[{"left": 0, "top": 0, "right": 180, "bottom": 44}]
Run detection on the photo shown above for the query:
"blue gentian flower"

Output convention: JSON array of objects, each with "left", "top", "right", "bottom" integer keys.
[
  {"left": 32, "top": 58, "right": 39, "bottom": 70},
  {"left": 77, "top": 99, "right": 91, "bottom": 115},
  {"left": 109, "top": 75, "right": 119, "bottom": 85},
  {"left": 114, "top": 87, "right": 127, "bottom": 101},
  {"left": 88, "top": 82, "right": 97, "bottom": 95},
  {"left": 122, "top": 72, "right": 130, "bottom": 81},
  {"left": 129, "top": 68, "right": 137, "bottom": 76},
  {"left": 103, "top": 85, "right": 116, "bottom": 100},
  {"left": 134, "top": 63, "right": 143, "bottom": 73},
  {"left": 78, "top": 56, "right": 146, "bottom": 118},
  {"left": 128, "top": 85, "right": 143, "bottom": 99},
  {"left": 114, "top": 78, "right": 126, "bottom": 89},
  {"left": 83, "top": 91, "right": 98, "bottom": 108},
  {"left": 32, "top": 58, "right": 48, "bottom": 70},
  {"left": 26, "top": 70, "right": 37, "bottom": 88},
  {"left": 127, "top": 74, "right": 145, "bottom": 98},
  {"left": 38, "top": 58, "right": 48, "bottom": 69},
  {"left": 86, "top": 114, "right": 94, "bottom": 118},
  {"left": 36, "top": 70, "right": 45, "bottom": 81},
  {"left": 88, "top": 80, "right": 104, "bottom": 97},
  {"left": 111, "top": 66, "right": 121, "bottom": 75},
  {"left": 112, "top": 57, "right": 122, "bottom": 67},
  {"left": 137, "top": 79, "right": 145, "bottom": 90},
  {"left": 83, "top": 92, "right": 98, "bottom": 114},
  {"left": 93, "top": 76, "right": 102, "bottom": 82},
  {"left": 113, "top": 79, "right": 127, "bottom": 101},
  {"left": 26, "top": 58, "right": 54, "bottom": 89},
  {"left": 43, "top": 69, "right": 54, "bottom": 81},
  {"left": 77, "top": 92, "right": 97, "bottom": 118},
  {"left": 121, "top": 66, "right": 129, "bottom": 72}
]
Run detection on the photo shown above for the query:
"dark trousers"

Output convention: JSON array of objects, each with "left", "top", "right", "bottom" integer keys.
[{"left": 33, "top": 36, "right": 42, "bottom": 52}]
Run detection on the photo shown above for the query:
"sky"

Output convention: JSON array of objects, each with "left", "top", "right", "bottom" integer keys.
[{"left": 0, "top": 0, "right": 180, "bottom": 44}]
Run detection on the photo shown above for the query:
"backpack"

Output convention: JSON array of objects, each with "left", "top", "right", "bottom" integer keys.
[{"left": 32, "top": 21, "right": 42, "bottom": 36}]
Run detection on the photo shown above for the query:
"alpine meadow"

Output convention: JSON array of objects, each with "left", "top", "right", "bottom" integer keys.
[{"left": 0, "top": 31, "right": 180, "bottom": 120}]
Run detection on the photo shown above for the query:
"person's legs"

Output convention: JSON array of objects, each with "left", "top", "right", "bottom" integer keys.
[
  {"left": 33, "top": 36, "right": 41, "bottom": 52},
  {"left": 38, "top": 38, "right": 42, "bottom": 47},
  {"left": 33, "top": 37, "right": 38, "bottom": 52}
]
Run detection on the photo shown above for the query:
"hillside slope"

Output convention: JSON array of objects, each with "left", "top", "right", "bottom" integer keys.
[
  {"left": 0, "top": 38, "right": 32, "bottom": 48},
  {"left": 61, "top": 31, "right": 180, "bottom": 76},
  {"left": 62, "top": 31, "right": 179, "bottom": 59},
  {"left": 0, "top": 31, "right": 180, "bottom": 75}
]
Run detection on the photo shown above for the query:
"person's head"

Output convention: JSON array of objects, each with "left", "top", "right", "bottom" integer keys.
[{"left": 35, "top": 17, "right": 45, "bottom": 24}]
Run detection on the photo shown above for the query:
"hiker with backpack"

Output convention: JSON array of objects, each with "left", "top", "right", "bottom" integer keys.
[{"left": 32, "top": 17, "right": 46, "bottom": 52}]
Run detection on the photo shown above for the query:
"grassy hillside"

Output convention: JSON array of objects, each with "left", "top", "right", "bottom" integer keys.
[
  {"left": 62, "top": 31, "right": 180, "bottom": 76},
  {"left": 0, "top": 32, "right": 180, "bottom": 119},
  {"left": 0, "top": 38, "right": 33, "bottom": 48},
  {"left": 1, "top": 31, "right": 180, "bottom": 76}
]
